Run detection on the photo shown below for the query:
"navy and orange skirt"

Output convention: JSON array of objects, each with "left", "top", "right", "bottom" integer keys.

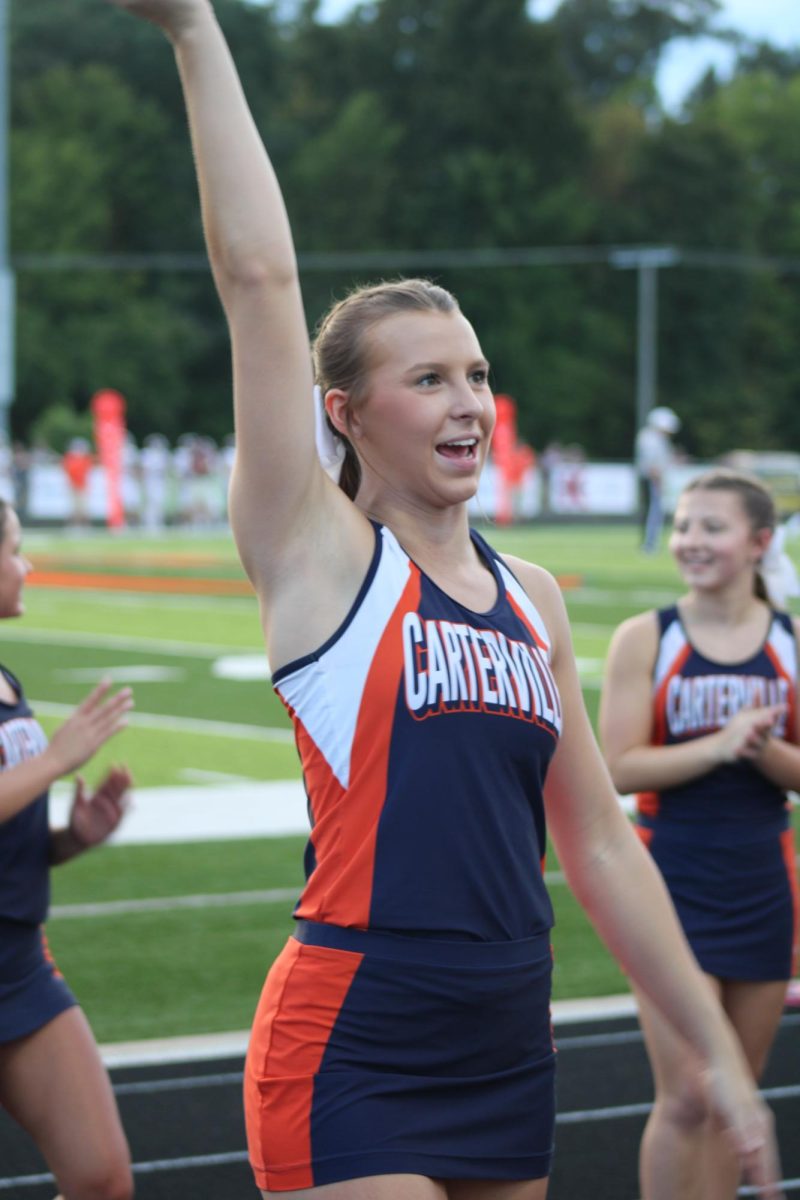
[
  {"left": 244, "top": 920, "right": 556, "bottom": 1191},
  {"left": 0, "top": 920, "right": 77, "bottom": 1044},
  {"left": 638, "top": 819, "right": 799, "bottom": 982}
]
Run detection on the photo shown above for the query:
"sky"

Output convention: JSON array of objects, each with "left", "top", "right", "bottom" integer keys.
[{"left": 314, "top": 0, "right": 800, "bottom": 111}]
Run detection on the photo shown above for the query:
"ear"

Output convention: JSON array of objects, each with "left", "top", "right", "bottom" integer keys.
[
  {"left": 754, "top": 527, "right": 773, "bottom": 561},
  {"left": 325, "top": 389, "right": 363, "bottom": 441}
]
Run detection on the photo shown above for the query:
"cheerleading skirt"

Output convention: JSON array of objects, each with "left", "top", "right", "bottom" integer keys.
[
  {"left": 638, "top": 820, "right": 799, "bottom": 982},
  {"left": 244, "top": 920, "right": 556, "bottom": 1191},
  {"left": 0, "top": 920, "right": 77, "bottom": 1044}
]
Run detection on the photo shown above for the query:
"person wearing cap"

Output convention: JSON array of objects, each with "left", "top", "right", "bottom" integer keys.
[
  {"left": 636, "top": 406, "right": 681, "bottom": 553},
  {"left": 62, "top": 438, "right": 95, "bottom": 529}
]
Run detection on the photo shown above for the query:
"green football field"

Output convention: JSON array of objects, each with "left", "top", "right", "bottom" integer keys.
[{"left": 10, "top": 523, "right": 797, "bottom": 1043}]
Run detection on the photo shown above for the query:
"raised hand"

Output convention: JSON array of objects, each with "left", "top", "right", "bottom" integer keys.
[
  {"left": 104, "top": 0, "right": 211, "bottom": 40},
  {"left": 68, "top": 766, "right": 132, "bottom": 849},
  {"left": 47, "top": 679, "right": 133, "bottom": 777}
]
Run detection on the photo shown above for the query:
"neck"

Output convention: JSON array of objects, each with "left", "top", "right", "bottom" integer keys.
[
  {"left": 357, "top": 492, "right": 475, "bottom": 564},
  {"left": 682, "top": 578, "right": 764, "bottom": 625}
]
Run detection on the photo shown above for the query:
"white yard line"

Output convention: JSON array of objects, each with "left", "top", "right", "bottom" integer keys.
[
  {"left": 31, "top": 700, "right": 294, "bottom": 743},
  {"left": 50, "top": 887, "right": 300, "bottom": 919},
  {"left": 9, "top": 627, "right": 253, "bottom": 658},
  {"left": 569, "top": 587, "right": 680, "bottom": 606}
]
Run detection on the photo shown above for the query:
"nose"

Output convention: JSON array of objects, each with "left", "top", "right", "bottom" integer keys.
[{"left": 451, "top": 379, "right": 485, "bottom": 420}]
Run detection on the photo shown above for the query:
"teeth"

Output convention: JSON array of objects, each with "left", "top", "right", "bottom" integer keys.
[{"left": 444, "top": 438, "right": 477, "bottom": 447}]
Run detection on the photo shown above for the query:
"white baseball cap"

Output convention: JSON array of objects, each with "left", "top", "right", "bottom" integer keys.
[{"left": 647, "top": 406, "right": 680, "bottom": 433}]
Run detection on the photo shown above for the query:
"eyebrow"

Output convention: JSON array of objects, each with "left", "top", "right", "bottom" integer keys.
[{"left": 407, "top": 358, "right": 491, "bottom": 373}]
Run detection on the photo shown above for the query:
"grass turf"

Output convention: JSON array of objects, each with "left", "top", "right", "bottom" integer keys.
[{"left": 12, "top": 522, "right": 799, "bottom": 1040}]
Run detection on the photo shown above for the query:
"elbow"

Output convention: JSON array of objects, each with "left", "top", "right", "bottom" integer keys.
[
  {"left": 209, "top": 235, "right": 299, "bottom": 296},
  {"left": 608, "top": 763, "right": 632, "bottom": 796},
  {"left": 602, "top": 753, "right": 630, "bottom": 796}
]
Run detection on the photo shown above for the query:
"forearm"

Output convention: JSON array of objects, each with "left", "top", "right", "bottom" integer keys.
[
  {"left": 171, "top": 8, "right": 298, "bottom": 297},
  {"left": 753, "top": 736, "right": 800, "bottom": 792},
  {"left": 608, "top": 734, "right": 722, "bottom": 795},
  {"left": 0, "top": 748, "right": 66, "bottom": 826}
]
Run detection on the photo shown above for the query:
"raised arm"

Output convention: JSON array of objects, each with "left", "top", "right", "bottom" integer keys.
[
  {"left": 106, "top": 1, "right": 361, "bottom": 598},
  {"left": 511, "top": 565, "right": 782, "bottom": 1196}
]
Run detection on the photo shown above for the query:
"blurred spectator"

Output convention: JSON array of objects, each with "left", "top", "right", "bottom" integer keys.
[
  {"left": 635, "top": 406, "right": 680, "bottom": 554},
  {"left": 0, "top": 438, "right": 13, "bottom": 505},
  {"left": 186, "top": 436, "right": 222, "bottom": 526},
  {"left": 11, "top": 443, "right": 31, "bottom": 521},
  {"left": 140, "top": 434, "right": 172, "bottom": 531},
  {"left": 173, "top": 433, "right": 195, "bottom": 525},
  {"left": 221, "top": 433, "right": 236, "bottom": 518},
  {"left": 62, "top": 437, "right": 94, "bottom": 528},
  {"left": 121, "top": 434, "right": 142, "bottom": 527},
  {"left": 539, "top": 442, "right": 564, "bottom": 516}
]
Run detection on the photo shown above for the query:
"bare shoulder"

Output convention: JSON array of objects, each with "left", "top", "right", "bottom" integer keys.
[
  {"left": 605, "top": 609, "right": 660, "bottom": 675},
  {"left": 500, "top": 553, "right": 566, "bottom": 620},
  {"left": 792, "top": 615, "right": 800, "bottom": 643},
  {"left": 610, "top": 609, "right": 660, "bottom": 648}
]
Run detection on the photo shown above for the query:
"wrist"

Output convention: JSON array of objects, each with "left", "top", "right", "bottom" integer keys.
[
  {"left": 707, "top": 729, "right": 730, "bottom": 768},
  {"left": 48, "top": 823, "right": 90, "bottom": 866},
  {"left": 65, "top": 819, "right": 92, "bottom": 853},
  {"left": 41, "top": 742, "right": 72, "bottom": 785},
  {"left": 168, "top": 1, "right": 216, "bottom": 48}
]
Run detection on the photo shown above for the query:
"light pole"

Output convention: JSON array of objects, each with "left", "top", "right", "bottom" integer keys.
[
  {"left": 611, "top": 246, "right": 680, "bottom": 433},
  {"left": 0, "top": 0, "right": 13, "bottom": 446}
]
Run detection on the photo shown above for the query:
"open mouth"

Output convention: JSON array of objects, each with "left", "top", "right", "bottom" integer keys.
[{"left": 436, "top": 438, "right": 478, "bottom": 461}]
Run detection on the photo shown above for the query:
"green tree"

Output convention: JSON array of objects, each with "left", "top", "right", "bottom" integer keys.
[{"left": 550, "top": 0, "right": 721, "bottom": 105}]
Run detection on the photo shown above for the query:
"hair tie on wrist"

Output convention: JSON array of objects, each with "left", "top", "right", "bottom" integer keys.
[{"left": 313, "top": 385, "right": 346, "bottom": 483}]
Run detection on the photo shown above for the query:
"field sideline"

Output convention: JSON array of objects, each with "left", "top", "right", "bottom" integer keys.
[{"left": 6, "top": 522, "right": 797, "bottom": 1043}]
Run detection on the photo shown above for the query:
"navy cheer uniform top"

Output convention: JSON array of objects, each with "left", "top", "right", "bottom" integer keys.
[
  {"left": 0, "top": 667, "right": 51, "bottom": 925},
  {"left": 637, "top": 605, "right": 799, "bottom": 981},
  {"left": 272, "top": 521, "right": 562, "bottom": 942},
  {"left": 0, "top": 665, "right": 77, "bottom": 1043}
]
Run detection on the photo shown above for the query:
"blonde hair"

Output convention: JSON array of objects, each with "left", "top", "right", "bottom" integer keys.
[
  {"left": 312, "top": 278, "right": 460, "bottom": 500},
  {"left": 681, "top": 468, "right": 776, "bottom": 602}
]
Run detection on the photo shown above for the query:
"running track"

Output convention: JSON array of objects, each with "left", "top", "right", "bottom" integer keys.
[{"left": 1, "top": 1007, "right": 798, "bottom": 1199}]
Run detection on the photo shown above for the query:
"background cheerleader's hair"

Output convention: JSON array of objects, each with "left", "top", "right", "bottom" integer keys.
[
  {"left": 760, "top": 523, "right": 800, "bottom": 609},
  {"left": 313, "top": 385, "right": 346, "bottom": 483}
]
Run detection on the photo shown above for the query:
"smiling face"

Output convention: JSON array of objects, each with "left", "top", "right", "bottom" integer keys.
[
  {"left": 338, "top": 309, "right": 495, "bottom": 509},
  {"left": 0, "top": 508, "right": 32, "bottom": 619},
  {"left": 669, "top": 487, "right": 771, "bottom": 595}
]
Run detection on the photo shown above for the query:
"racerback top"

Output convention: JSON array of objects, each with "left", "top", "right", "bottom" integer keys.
[
  {"left": 0, "top": 665, "right": 51, "bottom": 924},
  {"left": 272, "top": 523, "right": 562, "bottom": 942},
  {"left": 637, "top": 604, "right": 797, "bottom": 841}
]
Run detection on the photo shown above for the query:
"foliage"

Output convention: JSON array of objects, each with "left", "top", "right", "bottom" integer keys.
[
  {"left": 7, "top": 0, "right": 800, "bottom": 457},
  {"left": 30, "top": 402, "right": 93, "bottom": 454}
]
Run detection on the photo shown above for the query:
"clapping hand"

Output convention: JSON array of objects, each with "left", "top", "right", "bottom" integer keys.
[
  {"left": 48, "top": 679, "right": 133, "bottom": 777},
  {"left": 714, "top": 704, "right": 785, "bottom": 764},
  {"left": 68, "top": 765, "right": 132, "bottom": 849}
]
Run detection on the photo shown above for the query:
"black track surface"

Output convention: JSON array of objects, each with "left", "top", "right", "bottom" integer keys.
[{"left": 1, "top": 1010, "right": 798, "bottom": 1199}]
